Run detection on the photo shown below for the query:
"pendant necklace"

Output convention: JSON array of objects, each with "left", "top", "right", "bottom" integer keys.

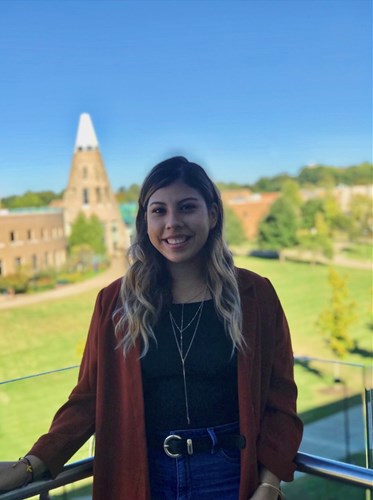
[{"left": 169, "top": 300, "right": 205, "bottom": 425}]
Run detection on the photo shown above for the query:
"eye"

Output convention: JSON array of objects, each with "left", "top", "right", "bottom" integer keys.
[
  {"left": 180, "top": 203, "right": 197, "bottom": 212},
  {"left": 151, "top": 206, "right": 165, "bottom": 215}
]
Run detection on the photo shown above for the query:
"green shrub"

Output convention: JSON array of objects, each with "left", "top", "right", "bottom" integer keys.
[
  {"left": 29, "top": 269, "right": 57, "bottom": 292},
  {"left": 0, "top": 273, "right": 29, "bottom": 294}
]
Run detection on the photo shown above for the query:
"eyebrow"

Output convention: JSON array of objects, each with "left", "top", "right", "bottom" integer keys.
[{"left": 149, "top": 196, "right": 200, "bottom": 206}]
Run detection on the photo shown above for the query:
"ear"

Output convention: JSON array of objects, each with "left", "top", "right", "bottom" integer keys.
[{"left": 208, "top": 203, "right": 218, "bottom": 229}]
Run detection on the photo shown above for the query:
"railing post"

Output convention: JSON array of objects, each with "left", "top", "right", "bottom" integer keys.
[{"left": 365, "top": 388, "right": 373, "bottom": 500}]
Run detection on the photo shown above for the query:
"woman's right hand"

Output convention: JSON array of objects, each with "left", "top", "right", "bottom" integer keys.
[
  {"left": 0, "top": 461, "right": 29, "bottom": 491},
  {"left": 0, "top": 455, "right": 47, "bottom": 492}
]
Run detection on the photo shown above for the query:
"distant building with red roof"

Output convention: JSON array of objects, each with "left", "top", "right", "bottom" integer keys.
[{"left": 221, "top": 189, "right": 279, "bottom": 240}]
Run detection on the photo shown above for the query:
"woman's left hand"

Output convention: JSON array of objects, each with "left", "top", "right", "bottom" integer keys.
[{"left": 249, "top": 484, "right": 280, "bottom": 500}]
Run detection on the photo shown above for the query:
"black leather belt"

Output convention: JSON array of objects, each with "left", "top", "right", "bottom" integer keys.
[{"left": 148, "top": 433, "right": 246, "bottom": 458}]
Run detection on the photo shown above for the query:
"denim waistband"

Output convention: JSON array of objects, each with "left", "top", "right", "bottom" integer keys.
[{"left": 148, "top": 421, "right": 240, "bottom": 440}]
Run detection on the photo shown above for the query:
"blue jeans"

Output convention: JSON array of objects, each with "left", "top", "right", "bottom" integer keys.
[{"left": 147, "top": 421, "right": 241, "bottom": 499}]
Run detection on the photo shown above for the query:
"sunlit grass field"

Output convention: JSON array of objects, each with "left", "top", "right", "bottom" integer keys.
[{"left": 0, "top": 256, "right": 371, "bottom": 463}]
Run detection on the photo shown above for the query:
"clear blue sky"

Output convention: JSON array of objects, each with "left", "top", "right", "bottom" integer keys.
[{"left": 0, "top": 0, "right": 371, "bottom": 197}]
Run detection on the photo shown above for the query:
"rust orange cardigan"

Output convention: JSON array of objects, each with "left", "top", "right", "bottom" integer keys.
[{"left": 28, "top": 267, "right": 303, "bottom": 499}]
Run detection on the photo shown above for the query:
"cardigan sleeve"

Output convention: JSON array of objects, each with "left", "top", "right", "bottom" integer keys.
[
  {"left": 256, "top": 280, "right": 303, "bottom": 481},
  {"left": 26, "top": 289, "right": 104, "bottom": 478}
]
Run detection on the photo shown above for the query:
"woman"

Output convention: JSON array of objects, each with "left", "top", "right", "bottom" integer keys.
[{"left": 0, "top": 157, "right": 303, "bottom": 499}]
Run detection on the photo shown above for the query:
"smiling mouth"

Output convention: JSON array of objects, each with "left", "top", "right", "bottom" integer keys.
[{"left": 165, "top": 236, "right": 190, "bottom": 245}]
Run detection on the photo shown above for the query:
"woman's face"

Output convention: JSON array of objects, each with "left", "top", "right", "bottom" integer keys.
[{"left": 146, "top": 181, "right": 217, "bottom": 267}]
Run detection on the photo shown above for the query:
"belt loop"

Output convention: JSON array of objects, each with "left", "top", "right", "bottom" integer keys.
[
  {"left": 186, "top": 438, "right": 193, "bottom": 455},
  {"left": 207, "top": 427, "right": 218, "bottom": 454}
]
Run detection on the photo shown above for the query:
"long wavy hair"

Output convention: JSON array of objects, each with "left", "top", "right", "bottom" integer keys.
[{"left": 114, "top": 156, "right": 243, "bottom": 356}]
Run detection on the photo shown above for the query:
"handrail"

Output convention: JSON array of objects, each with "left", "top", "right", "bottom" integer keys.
[
  {"left": 0, "top": 458, "right": 93, "bottom": 500},
  {"left": 295, "top": 451, "right": 372, "bottom": 488},
  {"left": 0, "top": 366, "right": 79, "bottom": 386},
  {"left": 0, "top": 452, "right": 371, "bottom": 499}
]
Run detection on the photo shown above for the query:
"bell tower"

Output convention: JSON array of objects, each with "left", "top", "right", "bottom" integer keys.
[{"left": 63, "top": 113, "right": 130, "bottom": 255}]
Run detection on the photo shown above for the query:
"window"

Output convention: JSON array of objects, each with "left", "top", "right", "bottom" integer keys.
[
  {"left": 27, "top": 229, "right": 32, "bottom": 240},
  {"left": 0, "top": 260, "right": 3, "bottom": 276},
  {"left": 83, "top": 188, "right": 89, "bottom": 205},
  {"left": 32, "top": 254, "right": 37, "bottom": 270},
  {"left": 10, "top": 231, "right": 15, "bottom": 242},
  {"left": 15, "top": 256, "right": 21, "bottom": 269},
  {"left": 41, "top": 227, "right": 47, "bottom": 240},
  {"left": 112, "top": 221, "right": 119, "bottom": 247},
  {"left": 96, "top": 187, "right": 102, "bottom": 203},
  {"left": 83, "top": 166, "right": 88, "bottom": 179}
]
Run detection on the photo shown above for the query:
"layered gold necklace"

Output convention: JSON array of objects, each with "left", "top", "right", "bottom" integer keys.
[{"left": 169, "top": 299, "right": 205, "bottom": 425}]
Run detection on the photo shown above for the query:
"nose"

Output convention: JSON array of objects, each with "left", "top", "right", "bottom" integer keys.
[{"left": 165, "top": 210, "right": 184, "bottom": 229}]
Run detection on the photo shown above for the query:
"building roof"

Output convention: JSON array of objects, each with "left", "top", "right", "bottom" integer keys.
[
  {"left": 75, "top": 113, "right": 99, "bottom": 151},
  {"left": 0, "top": 207, "right": 63, "bottom": 216}
]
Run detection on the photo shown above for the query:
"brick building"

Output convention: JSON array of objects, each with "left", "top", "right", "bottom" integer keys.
[
  {"left": 221, "top": 189, "right": 279, "bottom": 240},
  {"left": 0, "top": 208, "right": 66, "bottom": 276}
]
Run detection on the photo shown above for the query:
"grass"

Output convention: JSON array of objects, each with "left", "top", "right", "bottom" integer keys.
[
  {"left": 0, "top": 289, "right": 99, "bottom": 381},
  {"left": 282, "top": 453, "right": 367, "bottom": 500},
  {"left": 340, "top": 242, "right": 372, "bottom": 261},
  {"left": 0, "top": 288, "right": 99, "bottom": 460},
  {"left": 299, "top": 393, "right": 363, "bottom": 425},
  {"left": 234, "top": 256, "right": 372, "bottom": 358}
]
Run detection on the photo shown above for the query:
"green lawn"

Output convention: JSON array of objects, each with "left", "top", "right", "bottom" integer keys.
[
  {"left": 0, "top": 289, "right": 99, "bottom": 381},
  {"left": 0, "top": 288, "right": 99, "bottom": 460},
  {"left": 234, "top": 256, "right": 372, "bottom": 358},
  {"left": 340, "top": 242, "right": 372, "bottom": 261}
]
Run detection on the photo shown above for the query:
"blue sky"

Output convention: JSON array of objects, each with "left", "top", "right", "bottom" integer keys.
[{"left": 0, "top": 0, "right": 371, "bottom": 197}]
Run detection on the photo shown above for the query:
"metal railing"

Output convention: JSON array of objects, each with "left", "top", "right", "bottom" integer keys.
[
  {"left": 0, "top": 452, "right": 372, "bottom": 500},
  {"left": 1, "top": 358, "right": 371, "bottom": 498}
]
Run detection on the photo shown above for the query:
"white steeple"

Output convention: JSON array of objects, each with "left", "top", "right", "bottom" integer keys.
[{"left": 74, "top": 113, "right": 99, "bottom": 151}]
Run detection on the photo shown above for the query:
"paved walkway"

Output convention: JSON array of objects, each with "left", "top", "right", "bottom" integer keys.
[
  {"left": 283, "top": 249, "right": 372, "bottom": 270},
  {"left": 300, "top": 404, "right": 366, "bottom": 461},
  {"left": 0, "top": 258, "right": 126, "bottom": 310}
]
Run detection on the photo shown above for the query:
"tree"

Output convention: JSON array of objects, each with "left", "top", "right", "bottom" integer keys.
[
  {"left": 298, "top": 165, "right": 337, "bottom": 187},
  {"left": 216, "top": 182, "right": 248, "bottom": 191},
  {"left": 2, "top": 190, "right": 61, "bottom": 208},
  {"left": 316, "top": 268, "right": 356, "bottom": 358},
  {"left": 298, "top": 162, "right": 372, "bottom": 187},
  {"left": 282, "top": 179, "right": 302, "bottom": 210},
  {"left": 298, "top": 212, "right": 334, "bottom": 261},
  {"left": 257, "top": 197, "right": 298, "bottom": 254},
  {"left": 116, "top": 184, "right": 140, "bottom": 203},
  {"left": 68, "top": 213, "right": 106, "bottom": 256},
  {"left": 300, "top": 194, "right": 349, "bottom": 245},
  {"left": 348, "top": 194, "right": 373, "bottom": 239},
  {"left": 224, "top": 207, "right": 247, "bottom": 246},
  {"left": 301, "top": 198, "right": 325, "bottom": 230},
  {"left": 251, "top": 173, "right": 294, "bottom": 193}
]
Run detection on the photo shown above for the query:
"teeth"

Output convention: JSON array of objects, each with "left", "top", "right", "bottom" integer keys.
[{"left": 167, "top": 237, "right": 187, "bottom": 244}]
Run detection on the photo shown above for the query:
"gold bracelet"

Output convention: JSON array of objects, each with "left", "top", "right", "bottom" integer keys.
[
  {"left": 12, "top": 457, "right": 34, "bottom": 487},
  {"left": 258, "top": 482, "right": 285, "bottom": 500}
]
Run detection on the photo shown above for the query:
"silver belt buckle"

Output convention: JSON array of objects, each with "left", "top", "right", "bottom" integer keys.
[{"left": 163, "top": 434, "right": 182, "bottom": 458}]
